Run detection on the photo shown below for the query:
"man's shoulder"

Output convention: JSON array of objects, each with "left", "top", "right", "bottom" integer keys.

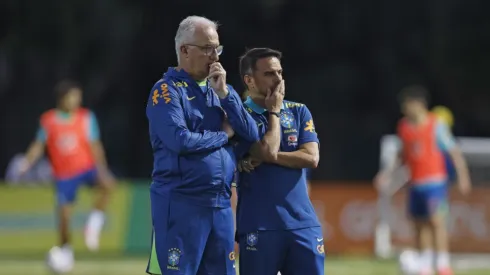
[
  {"left": 283, "top": 100, "right": 308, "bottom": 114},
  {"left": 76, "top": 108, "right": 92, "bottom": 116},
  {"left": 40, "top": 109, "right": 57, "bottom": 123},
  {"left": 225, "top": 83, "right": 236, "bottom": 91},
  {"left": 147, "top": 78, "right": 176, "bottom": 108},
  {"left": 283, "top": 100, "right": 305, "bottom": 107},
  {"left": 40, "top": 108, "right": 56, "bottom": 117},
  {"left": 396, "top": 117, "right": 408, "bottom": 129},
  {"left": 151, "top": 76, "right": 177, "bottom": 91},
  {"left": 242, "top": 103, "right": 256, "bottom": 117},
  {"left": 150, "top": 75, "right": 191, "bottom": 95}
]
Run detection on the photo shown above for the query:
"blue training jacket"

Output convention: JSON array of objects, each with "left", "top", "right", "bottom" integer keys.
[{"left": 146, "top": 67, "right": 259, "bottom": 208}]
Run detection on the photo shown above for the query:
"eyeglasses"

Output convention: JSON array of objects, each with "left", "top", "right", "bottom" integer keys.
[{"left": 185, "top": 44, "right": 223, "bottom": 56}]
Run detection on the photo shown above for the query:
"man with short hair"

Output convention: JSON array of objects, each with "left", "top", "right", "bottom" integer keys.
[
  {"left": 146, "top": 16, "right": 259, "bottom": 275},
  {"left": 234, "top": 48, "right": 324, "bottom": 275},
  {"left": 375, "top": 86, "right": 471, "bottom": 275},
  {"left": 20, "top": 80, "right": 115, "bottom": 270}
]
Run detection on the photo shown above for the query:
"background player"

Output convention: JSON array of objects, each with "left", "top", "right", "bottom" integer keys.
[
  {"left": 19, "top": 80, "right": 115, "bottom": 262},
  {"left": 432, "top": 106, "right": 457, "bottom": 184},
  {"left": 375, "top": 86, "right": 471, "bottom": 275}
]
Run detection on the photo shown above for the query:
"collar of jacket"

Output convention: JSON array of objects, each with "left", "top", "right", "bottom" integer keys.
[{"left": 165, "top": 67, "right": 199, "bottom": 82}]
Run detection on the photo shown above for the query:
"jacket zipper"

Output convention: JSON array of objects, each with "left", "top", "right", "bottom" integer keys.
[{"left": 188, "top": 78, "right": 226, "bottom": 206}]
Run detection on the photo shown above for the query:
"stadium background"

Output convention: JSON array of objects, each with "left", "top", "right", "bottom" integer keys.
[{"left": 1, "top": 0, "right": 490, "bottom": 274}]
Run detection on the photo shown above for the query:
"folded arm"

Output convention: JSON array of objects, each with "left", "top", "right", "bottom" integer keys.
[
  {"left": 272, "top": 105, "right": 320, "bottom": 169},
  {"left": 220, "top": 85, "right": 260, "bottom": 143},
  {"left": 274, "top": 142, "right": 319, "bottom": 169},
  {"left": 248, "top": 112, "right": 281, "bottom": 162},
  {"left": 147, "top": 81, "right": 229, "bottom": 155}
]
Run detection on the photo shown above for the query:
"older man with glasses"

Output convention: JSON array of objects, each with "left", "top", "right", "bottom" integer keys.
[{"left": 145, "top": 15, "right": 259, "bottom": 275}]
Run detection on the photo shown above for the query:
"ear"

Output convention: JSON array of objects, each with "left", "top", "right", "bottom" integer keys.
[
  {"left": 180, "top": 45, "right": 188, "bottom": 57},
  {"left": 244, "top": 75, "right": 254, "bottom": 88}
]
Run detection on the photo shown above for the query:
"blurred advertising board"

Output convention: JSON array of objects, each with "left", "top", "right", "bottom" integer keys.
[
  {"left": 123, "top": 183, "right": 152, "bottom": 254},
  {"left": 0, "top": 183, "right": 131, "bottom": 256},
  {"left": 309, "top": 182, "right": 490, "bottom": 255},
  {"left": 7, "top": 181, "right": 487, "bottom": 257},
  {"left": 309, "top": 183, "right": 377, "bottom": 255}
]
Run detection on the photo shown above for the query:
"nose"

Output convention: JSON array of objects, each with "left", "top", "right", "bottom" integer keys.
[
  {"left": 274, "top": 73, "right": 282, "bottom": 83},
  {"left": 209, "top": 51, "right": 219, "bottom": 62}
]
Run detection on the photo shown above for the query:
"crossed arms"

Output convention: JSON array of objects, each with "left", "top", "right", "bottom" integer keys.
[
  {"left": 147, "top": 82, "right": 259, "bottom": 155},
  {"left": 238, "top": 105, "right": 319, "bottom": 172}
]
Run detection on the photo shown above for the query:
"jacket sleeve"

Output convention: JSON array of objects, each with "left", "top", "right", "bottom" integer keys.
[
  {"left": 220, "top": 85, "right": 260, "bottom": 143},
  {"left": 147, "top": 81, "right": 229, "bottom": 154}
]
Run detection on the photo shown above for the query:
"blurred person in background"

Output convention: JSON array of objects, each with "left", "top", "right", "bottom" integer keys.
[
  {"left": 374, "top": 86, "right": 471, "bottom": 275},
  {"left": 145, "top": 16, "right": 259, "bottom": 275},
  {"left": 19, "top": 80, "right": 115, "bottom": 263},
  {"left": 432, "top": 106, "right": 457, "bottom": 184},
  {"left": 235, "top": 48, "right": 323, "bottom": 275}
]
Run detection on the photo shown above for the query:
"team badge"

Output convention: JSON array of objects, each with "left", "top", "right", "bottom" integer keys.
[
  {"left": 246, "top": 232, "right": 258, "bottom": 251},
  {"left": 56, "top": 133, "right": 78, "bottom": 154},
  {"left": 317, "top": 244, "right": 325, "bottom": 254},
  {"left": 411, "top": 141, "right": 422, "bottom": 156},
  {"left": 167, "top": 248, "right": 181, "bottom": 269},
  {"left": 151, "top": 83, "right": 171, "bottom": 105},
  {"left": 284, "top": 128, "right": 297, "bottom": 134},
  {"left": 316, "top": 236, "right": 325, "bottom": 254},
  {"left": 280, "top": 112, "right": 295, "bottom": 128},
  {"left": 304, "top": 119, "right": 315, "bottom": 133},
  {"left": 229, "top": 251, "right": 236, "bottom": 261},
  {"left": 287, "top": 134, "right": 298, "bottom": 146}
]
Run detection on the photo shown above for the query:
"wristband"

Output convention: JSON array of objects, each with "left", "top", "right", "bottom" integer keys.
[{"left": 269, "top": 111, "right": 280, "bottom": 118}]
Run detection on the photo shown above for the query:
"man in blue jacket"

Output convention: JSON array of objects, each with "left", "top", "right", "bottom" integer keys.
[{"left": 145, "top": 16, "right": 259, "bottom": 275}]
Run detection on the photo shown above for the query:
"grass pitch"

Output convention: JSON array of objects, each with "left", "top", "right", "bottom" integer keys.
[{"left": 1, "top": 257, "right": 489, "bottom": 275}]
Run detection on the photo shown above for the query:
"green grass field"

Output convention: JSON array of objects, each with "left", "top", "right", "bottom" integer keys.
[{"left": 1, "top": 258, "right": 489, "bottom": 275}]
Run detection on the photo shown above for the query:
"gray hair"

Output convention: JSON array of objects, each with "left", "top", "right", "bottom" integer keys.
[{"left": 175, "top": 16, "right": 218, "bottom": 64}]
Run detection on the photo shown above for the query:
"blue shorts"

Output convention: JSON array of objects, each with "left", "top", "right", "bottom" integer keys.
[
  {"left": 147, "top": 190, "right": 235, "bottom": 275},
  {"left": 238, "top": 227, "right": 325, "bottom": 275},
  {"left": 408, "top": 183, "right": 448, "bottom": 219},
  {"left": 55, "top": 168, "right": 98, "bottom": 206}
]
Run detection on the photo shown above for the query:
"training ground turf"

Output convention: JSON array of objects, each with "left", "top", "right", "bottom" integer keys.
[{"left": 1, "top": 257, "right": 490, "bottom": 275}]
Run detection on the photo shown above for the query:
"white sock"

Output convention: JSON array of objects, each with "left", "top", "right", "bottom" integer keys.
[
  {"left": 421, "top": 249, "right": 434, "bottom": 270},
  {"left": 437, "top": 252, "right": 450, "bottom": 269},
  {"left": 61, "top": 244, "right": 74, "bottom": 260},
  {"left": 86, "top": 210, "right": 105, "bottom": 233}
]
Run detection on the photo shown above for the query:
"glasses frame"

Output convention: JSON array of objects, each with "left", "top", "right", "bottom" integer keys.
[{"left": 185, "top": 44, "right": 223, "bottom": 56}]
